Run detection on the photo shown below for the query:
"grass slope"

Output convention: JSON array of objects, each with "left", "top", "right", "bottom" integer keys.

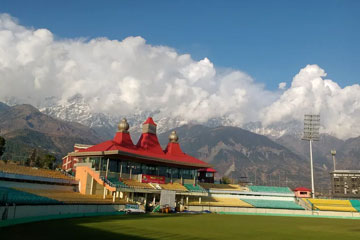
[{"left": 2, "top": 214, "right": 360, "bottom": 240}]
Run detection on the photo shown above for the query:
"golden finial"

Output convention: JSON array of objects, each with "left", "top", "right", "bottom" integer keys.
[
  {"left": 169, "top": 131, "right": 179, "bottom": 143},
  {"left": 117, "top": 118, "right": 129, "bottom": 133}
]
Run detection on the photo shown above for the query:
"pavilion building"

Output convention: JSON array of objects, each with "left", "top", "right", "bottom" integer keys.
[{"left": 62, "top": 117, "right": 214, "bottom": 205}]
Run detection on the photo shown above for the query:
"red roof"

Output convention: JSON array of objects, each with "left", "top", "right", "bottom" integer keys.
[
  {"left": 143, "top": 117, "right": 157, "bottom": 126},
  {"left": 78, "top": 118, "right": 209, "bottom": 167},
  {"left": 113, "top": 131, "right": 135, "bottom": 148},
  {"left": 198, "top": 168, "right": 217, "bottom": 173},
  {"left": 293, "top": 187, "right": 311, "bottom": 192},
  {"left": 164, "top": 142, "right": 184, "bottom": 156}
]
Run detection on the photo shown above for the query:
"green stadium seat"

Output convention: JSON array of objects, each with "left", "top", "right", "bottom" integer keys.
[
  {"left": 350, "top": 200, "right": 360, "bottom": 212},
  {"left": 107, "top": 178, "right": 128, "bottom": 188},
  {"left": 249, "top": 186, "right": 293, "bottom": 194},
  {"left": 241, "top": 198, "right": 304, "bottom": 210},
  {"left": 184, "top": 184, "right": 206, "bottom": 192}
]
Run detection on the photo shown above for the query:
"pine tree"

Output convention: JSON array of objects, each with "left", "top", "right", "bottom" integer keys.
[
  {"left": 0, "top": 136, "right": 5, "bottom": 159},
  {"left": 34, "top": 156, "right": 41, "bottom": 167},
  {"left": 28, "top": 148, "right": 37, "bottom": 167},
  {"left": 42, "top": 154, "right": 56, "bottom": 169}
]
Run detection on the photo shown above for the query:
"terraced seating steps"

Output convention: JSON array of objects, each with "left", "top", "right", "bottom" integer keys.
[
  {"left": 241, "top": 198, "right": 304, "bottom": 210},
  {"left": 249, "top": 186, "right": 293, "bottom": 194},
  {"left": 122, "top": 179, "right": 155, "bottom": 189},
  {"left": 188, "top": 197, "right": 252, "bottom": 207},
  {"left": 107, "top": 178, "right": 128, "bottom": 188},
  {"left": 307, "top": 198, "right": 357, "bottom": 212},
  {"left": 16, "top": 188, "right": 127, "bottom": 204},
  {"left": 350, "top": 200, "right": 360, "bottom": 212},
  {"left": 199, "top": 183, "right": 248, "bottom": 191},
  {"left": 0, "top": 162, "right": 72, "bottom": 180},
  {"left": 184, "top": 184, "right": 206, "bottom": 192},
  {"left": 0, "top": 187, "right": 60, "bottom": 205},
  {"left": 159, "top": 183, "right": 188, "bottom": 191}
]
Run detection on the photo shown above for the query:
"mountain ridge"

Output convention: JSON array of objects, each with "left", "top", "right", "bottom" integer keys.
[
  {"left": 0, "top": 102, "right": 105, "bottom": 160},
  {"left": 2, "top": 101, "right": 359, "bottom": 192}
]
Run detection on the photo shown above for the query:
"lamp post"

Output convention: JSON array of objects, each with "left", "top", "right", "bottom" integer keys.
[
  {"left": 302, "top": 114, "right": 320, "bottom": 199},
  {"left": 331, "top": 150, "right": 336, "bottom": 171}
]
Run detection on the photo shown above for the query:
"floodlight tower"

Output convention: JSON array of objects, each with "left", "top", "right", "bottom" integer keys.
[
  {"left": 302, "top": 114, "right": 320, "bottom": 199},
  {"left": 331, "top": 150, "right": 336, "bottom": 171}
]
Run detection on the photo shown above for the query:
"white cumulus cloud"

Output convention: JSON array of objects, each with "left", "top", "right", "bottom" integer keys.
[
  {"left": 0, "top": 13, "right": 360, "bottom": 139},
  {"left": 0, "top": 13, "right": 273, "bottom": 126},
  {"left": 261, "top": 64, "right": 360, "bottom": 139},
  {"left": 278, "top": 82, "right": 287, "bottom": 90}
]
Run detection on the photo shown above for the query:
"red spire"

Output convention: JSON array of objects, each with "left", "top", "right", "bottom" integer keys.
[
  {"left": 143, "top": 117, "right": 157, "bottom": 126},
  {"left": 164, "top": 131, "right": 184, "bottom": 156},
  {"left": 112, "top": 118, "right": 135, "bottom": 148},
  {"left": 137, "top": 117, "right": 163, "bottom": 154},
  {"left": 164, "top": 142, "right": 184, "bottom": 156},
  {"left": 113, "top": 131, "right": 135, "bottom": 148}
]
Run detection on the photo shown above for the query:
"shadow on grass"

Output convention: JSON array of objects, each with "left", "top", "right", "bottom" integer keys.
[
  {"left": 0, "top": 213, "right": 209, "bottom": 240},
  {"left": 62, "top": 212, "right": 206, "bottom": 225},
  {"left": 0, "top": 220, "right": 152, "bottom": 240}
]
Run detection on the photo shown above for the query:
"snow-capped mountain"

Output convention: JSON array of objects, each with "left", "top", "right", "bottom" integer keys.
[
  {"left": 36, "top": 94, "right": 305, "bottom": 140},
  {"left": 38, "top": 95, "right": 191, "bottom": 139},
  {"left": 40, "top": 95, "right": 117, "bottom": 128},
  {"left": 9, "top": 93, "right": 301, "bottom": 141},
  {"left": 243, "top": 121, "right": 304, "bottom": 139}
]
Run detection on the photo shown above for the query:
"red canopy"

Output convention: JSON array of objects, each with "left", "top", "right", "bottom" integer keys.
[
  {"left": 293, "top": 187, "right": 311, "bottom": 192},
  {"left": 198, "top": 168, "right": 217, "bottom": 173}
]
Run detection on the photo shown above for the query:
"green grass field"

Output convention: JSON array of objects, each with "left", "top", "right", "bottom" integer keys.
[{"left": 2, "top": 213, "right": 360, "bottom": 240}]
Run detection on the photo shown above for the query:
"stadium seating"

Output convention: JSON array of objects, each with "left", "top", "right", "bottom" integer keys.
[
  {"left": 107, "top": 178, "right": 128, "bottom": 188},
  {"left": 199, "top": 183, "right": 248, "bottom": 191},
  {"left": 188, "top": 196, "right": 253, "bottom": 207},
  {"left": 0, "top": 162, "right": 72, "bottom": 180},
  {"left": 15, "top": 188, "right": 127, "bottom": 204},
  {"left": 159, "top": 183, "right": 188, "bottom": 191},
  {"left": 350, "top": 200, "right": 360, "bottom": 212},
  {"left": 241, "top": 198, "right": 304, "bottom": 210},
  {"left": 0, "top": 187, "right": 60, "bottom": 205},
  {"left": 184, "top": 184, "right": 206, "bottom": 192},
  {"left": 150, "top": 183, "right": 162, "bottom": 190},
  {"left": 307, "top": 199, "right": 357, "bottom": 212},
  {"left": 122, "top": 179, "right": 155, "bottom": 189},
  {"left": 249, "top": 186, "right": 293, "bottom": 194}
]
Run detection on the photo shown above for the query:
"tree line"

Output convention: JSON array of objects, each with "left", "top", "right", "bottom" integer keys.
[{"left": 0, "top": 135, "right": 57, "bottom": 169}]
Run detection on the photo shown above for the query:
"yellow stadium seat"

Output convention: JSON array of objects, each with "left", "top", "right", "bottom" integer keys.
[
  {"left": 307, "top": 198, "right": 357, "bottom": 212},
  {"left": 158, "top": 183, "right": 188, "bottom": 191},
  {"left": 16, "top": 188, "right": 127, "bottom": 204},
  {"left": 122, "top": 179, "right": 155, "bottom": 189},
  {"left": 0, "top": 162, "right": 73, "bottom": 180}
]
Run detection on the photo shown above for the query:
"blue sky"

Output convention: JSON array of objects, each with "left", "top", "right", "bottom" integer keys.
[{"left": 1, "top": 0, "right": 359, "bottom": 90}]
